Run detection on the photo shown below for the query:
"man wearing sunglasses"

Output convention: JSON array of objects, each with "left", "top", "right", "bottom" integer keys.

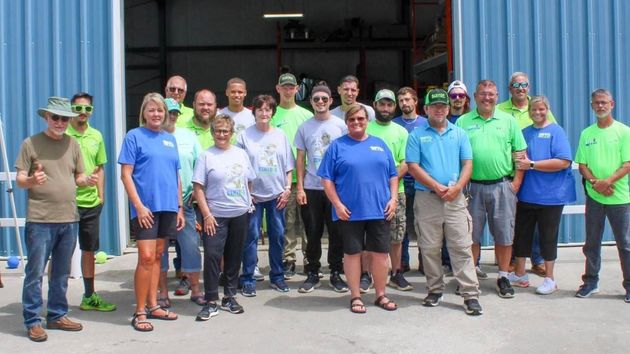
[
  {"left": 15, "top": 96, "right": 100, "bottom": 341},
  {"left": 330, "top": 75, "right": 376, "bottom": 122},
  {"left": 66, "top": 92, "right": 115, "bottom": 313},
  {"left": 165, "top": 75, "right": 194, "bottom": 128},
  {"left": 447, "top": 80, "right": 471, "bottom": 124}
]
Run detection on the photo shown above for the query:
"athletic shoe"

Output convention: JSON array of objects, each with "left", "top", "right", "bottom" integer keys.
[
  {"left": 220, "top": 297, "right": 244, "bottom": 314},
  {"left": 298, "top": 272, "right": 321, "bottom": 293},
  {"left": 174, "top": 276, "right": 191, "bottom": 296},
  {"left": 475, "top": 266, "right": 488, "bottom": 280},
  {"left": 536, "top": 277, "right": 558, "bottom": 295},
  {"left": 508, "top": 272, "right": 530, "bottom": 288},
  {"left": 270, "top": 280, "right": 290, "bottom": 293},
  {"left": 241, "top": 283, "right": 256, "bottom": 297},
  {"left": 530, "top": 263, "right": 546, "bottom": 277},
  {"left": 496, "top": 277, "right": 515, "bottom": 298},
  {"left": 253, "top": 266, "right": 265, "bottom": 282},
  {"left": 359, "top": 272, "right": 372, "bottom": 293},
  {"left": 422, "top": 293, "right": 443, "bottom": 307},
  {"left": 625, "top": 292, "right": 630, "bottom": 303},
  {"left": 329, "top": 271, "right": 349, "bottom": 293},
  {"left": 463, "top": 298, "right": 483, "bottom": 316},
  {"left": 79, "top": 293, "right": 117, "bottom": 312},
  {"left": 443, "top": 265, "right": 454, "bottom": 277},
  {"left": 575, "top": 283, "right": 599, "bottom": 298},
  {"left": 196, "top": 302, "right": 219, "bottom": 321},
  {"left": 283, "top": 261, "right": 296, "bottom": 280},
  {"left": 389, "top": 271, "right": 413, "bottom": 291},
  {"left": 317, "top": 270, "right": 324, "bottom": 279}
]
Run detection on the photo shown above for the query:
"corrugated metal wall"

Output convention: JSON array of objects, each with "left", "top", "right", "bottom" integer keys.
[
  {"left": 454, "top": 0, "right": 630, "bottom": 244},
  {"left": 0, "top": 0, "right": 121, "bottom": 256}
]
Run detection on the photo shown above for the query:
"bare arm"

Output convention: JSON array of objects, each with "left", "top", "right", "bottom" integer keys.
[
  {"left": 121, "top": 164, "right": 153, "bottom": 228},
  {"left": 276, "top": 170, "right": 292, "bottom": 210},
  {"left": 322, "top": 179, "right": 350, "bottom": 220},
  {"left": 516, "top": 155, "right": 571, "bottom": 172},
  {"left": 397, "top": 161, "right": 408, "bottom": 180},
  {"left": 296, "top": 149, "right": 307, "bottom": 205},
  {"left": 96, "top": 165, "right": 105, "bottom": 203},
  {"left": 16, "top": 169, "right": 45, "bottom": 189},
  {"left": 407, "top": 162, "right": 447, "bottom": 196},
  {"left": 193, "top": 182, "right": 217, "bottom": 236},
  {"left": 383, "top": 176, "right": 398, "bottom": 220}
]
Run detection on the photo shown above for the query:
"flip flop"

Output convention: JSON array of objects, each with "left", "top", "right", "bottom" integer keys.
[
  {"left": 131, "top": 312, "right": 153, "bottom": 332},
  {"left": 350, "top": 297, "right": 366, "bottom": 314},
  {"left": 146, "top": 305, "right": 178, "bottom": 320},
  {"left": 374, "top": 295, "right": 398, "bottom": 311}
]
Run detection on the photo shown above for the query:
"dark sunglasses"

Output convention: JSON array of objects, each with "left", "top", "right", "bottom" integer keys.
[
  {"left": 449, "top": 93, "right": 467, "bottom": 100},
  {"left": 511, "top": 82, "right": 529, "bottom": 89},
  {"left": 312, "top": 96, "right": 329, "bottom": 103},
  {"left": 50, "top": 115, "right": 71, "bottom": 122},
  {"left": 167, "top": 86, "right": 185, "bottom": 94},
  {"left": 71, "top": 104, "right": 94, "bottom": 114}
]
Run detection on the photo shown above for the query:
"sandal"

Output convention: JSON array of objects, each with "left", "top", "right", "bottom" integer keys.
[
  {"left": 374, "top": 295, "right": 398, "bottom": 311},
  {"left": 350, "top": 297, "right": 366, "bottom": 314},
  {"left": 190, "top": 295, "right": 207, "bottom": 306},
  {"left": 146, "top": 305, "right": 178, "bottom": 320},
  {"left": 131, "top": 312, "right": 153, "bottom": 332},
  {"left": 157, "top": 296, "right": 171, "bottom": 309}
]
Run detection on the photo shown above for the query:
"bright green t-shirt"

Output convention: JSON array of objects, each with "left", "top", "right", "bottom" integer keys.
[
  {"left": 456, "top": 109, "right": 527, "bottom": 180},
  {"left": 185, "top": 119, "right": 214, "bottom": 150},
  {"left": 575, "top": 120, "right": 630, "bottom": 205},
  {"left": 175, "top": 103, "right": 194, "bottom": 128},
  {"left": 366, "top": 121, "right": 408, "bottom": 192},
  {"left": 271, "top": 105, "right": 312, "bottom": 182},
  {"left": 66, "top": 124, "right": 107, "bottom": 208},
  {"left": 497, "top": 97, "right": 557, "bottom": 129}
]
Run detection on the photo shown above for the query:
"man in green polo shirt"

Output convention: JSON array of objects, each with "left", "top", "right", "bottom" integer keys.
[
  {"left": 574, "top": 88, "right": 630, "bottom": 302},
  {"left": 497, "top": 72, "right": 557, "bottom": 129},
  {"left": 456, "top": 80, "right": 527, "bottom": 299},
  {"left": 165, "top": 75, "right": 194, "bottom": 128},
  {"left": 185, "top": 89, "right": 217, "bottom": 150},
  {"left": 271, "top": 73, "right": 312, "bottom": 279},
  {"left": 67, "top": 92, "right": 116, "bottom": 311}
]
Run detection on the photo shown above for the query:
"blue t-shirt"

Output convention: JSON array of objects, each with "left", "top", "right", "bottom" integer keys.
[
  {"left": 517, "top": 123, "right": 577, "bottom": 205},
  {"left": 405, "top": 122, "right": 472, "bottom": 191},
  {"left": 393, "top": 115, "right": 427, "bottom": 182},
  {"left": 118, "top": 127, "right": 181, "bottom": 218},
  {"left": 317, "top": 135, "right": 397, "bottom": 221},
  {"left": 448, "top": 114, "right": 461, "bottom": 124}
]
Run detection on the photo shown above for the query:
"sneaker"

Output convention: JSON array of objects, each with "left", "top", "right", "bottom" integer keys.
[
  {"left": 475, "top": 266, "right": 488, "bottom": 280},
  {"left": 496, "top": 277, "right": 515, "bottom": 298},
  {"left": 298, "top": 273, "right": 321, "bottom": 293},
  {"left": 27, "top": 325, "right": 47, "bottom": 342},
  {"left": 625, "top": 292, "right": 630, "bottom": 303},
  {"left": 318, "top": 270, "right": 324, "bottom": 279},
  {"left": 253, "top": 266, "right": 265, "bottom": 282},
  {"left": 241, "top": 283, "right": 257, "bottom": 297},
  {"left": 47, "top": 316, "right": 83, "bottom": 331},
  {"left": 463, "top": 298, "right": 483, "bottom": 316},
  {"left": 536, "top": 277, "right": 558, "bottom": 295},
  {"left": 196, "top": 302, "right": 219, "bottom": 321},
  {"left": 283, "top": 261, "right": 296, "bottom": 280},
  {"left": 389, "top": 271, "right": 413, "bottom": 291},
  {"left": 575, "top": 283, "right": 599, "bottom": 298},
  {"left": 359, "top": 272, "right": 373, "bottom": 293},
  {"left": 330, "top": 271, "right": 349, "bottom": 293},
  {"left": 530, "top": 263, "right": 546, "bottom": 277},
  {"left": 79, "top": 293, "right": 117, "bottom": 312},
  {"left": 422, "top": 293, "right": 443, "bottom": 307},
  {"left": 443, "top": 265, "right": 453, "bottom": 277},
  {"left": 270, "top": 280, "right": 290, "bottom": 293},
  {"left": 507, "top": 272, "right": 530, "bottom": 288},
  {"left": 174, "top": 276, "right": 191, "bottom": 296},
  {"left": 220, "top": 297, "right": 244, "bottom": 314}
]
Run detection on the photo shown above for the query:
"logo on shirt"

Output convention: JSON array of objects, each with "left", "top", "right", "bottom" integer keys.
[
  {"left": 369, "top": 146, "right": 385, "bottom": 152},
  {"left": 420, "top": 136, "right": 432, "bottom": 143},
  {"left": 162, "top": 140, "right": 175, "bottom": 148},
  {"left": 226, "top": 163, "right": 246, "bottom": 197},
  {"left": 312, "top": 133, "right": 332, "bottom": 168},
  {"left": 538, "top": 133, "right": 551, "bottom": 139},
  {"left": 584, "top": 138, "right": 598, "bottom": 147},
  {"left": 257, "top": 143, "right": 279, "bottom": 175},
  {"left": 466, "top": 124, "right": 480, "bottom": 131}
]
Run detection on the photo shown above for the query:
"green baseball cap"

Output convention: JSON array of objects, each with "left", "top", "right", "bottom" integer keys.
[
  {"left": 424, "top": 89, "right": 449, "bottom": 105},
  {"left": 278, "top": 73, "right": 298, "bottom": 86},
  {"left": 374, "top": 89, "right": 396, "bottom": 103}
]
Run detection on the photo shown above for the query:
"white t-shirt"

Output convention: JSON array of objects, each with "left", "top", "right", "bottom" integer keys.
[{"left": 219, "top": 107, "right": 255, "bottom": 138}]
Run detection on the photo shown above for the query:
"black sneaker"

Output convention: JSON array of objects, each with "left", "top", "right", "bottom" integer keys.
[
  {"left": 283, "top": 261, "right": 296, "bottom": 280},
  {"left": 464, "top": 298, "right": 483, "bottom": 316},
  {"left": 298, "top": 272, "right": 321, "bottom": 293},
  {"left": 496, "top": 277, "right": 515, "bottom": 298},
  {"left": 422, "top": 293, "right": 443, "bottom": 307},
  {"left": 389, "top": 271, "right": 413, "bottom": 291},
  {"left": 196, "top": 302, "right": 219, "bottom": 321},
  {"left": 329, "top": 271, "right": 349, "bottom": 293},
  {"left": 359, "top": 272, "right": 372, "bottom": 293},
  {"left": 220, "top": 297, "right": 244, "bottom": 314}
]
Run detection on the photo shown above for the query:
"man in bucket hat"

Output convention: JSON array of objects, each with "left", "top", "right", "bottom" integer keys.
[{"left": 15, "top": 96, "right": 100, "bottom": 342}]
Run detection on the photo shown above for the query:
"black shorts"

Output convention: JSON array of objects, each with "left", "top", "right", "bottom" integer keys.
[
  {"left": 78, "top": 204, "right": 104, "bottom": 252},
  {"left": 132, "top": 211, "right": 178, "bottom": 241},
  {"left": 338, "top": 220, "right": 390, "bottom": 255}
]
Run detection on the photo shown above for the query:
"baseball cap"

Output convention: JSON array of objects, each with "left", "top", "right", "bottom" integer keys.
[
  {"left": 374, "top": 89, "right": 396, "bottom": 103},
  {"left": 447, "top": 80, "right": 468, "bottom": 94},
  {"left": 278, "top": 73, "right": 298, "bottom": 86},
  {"left": 425, "top": 89, "right": 449, "bottom": 105},
  {"left": 164, "top": 98, "right": 181, "bottom": 113}
]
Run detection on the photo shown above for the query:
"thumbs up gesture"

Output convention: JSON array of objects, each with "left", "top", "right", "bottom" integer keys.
[
  {"left": 85, "top": 166, "right": 100, "bottom": 187},
  {"left": 32, "top": 161, "right": 47, "bottom": 186}
]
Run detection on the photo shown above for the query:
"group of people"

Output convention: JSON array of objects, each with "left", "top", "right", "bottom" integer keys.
[{"left": 14, "top": 70, "right": 630, "bottom": 341}]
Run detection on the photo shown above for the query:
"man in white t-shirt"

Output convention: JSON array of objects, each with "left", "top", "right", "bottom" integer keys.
[
  {"left": 329, "top": 75, "right": 376, "bottom": 121},
  {"left": 219, "top": 77, "right": 256, "bottom": 137}
]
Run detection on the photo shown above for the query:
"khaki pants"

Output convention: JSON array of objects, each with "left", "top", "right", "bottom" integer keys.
[
  {"left": 283, "top": 184, "right": 307, "bottom": 264},
  {"left": 414, "top": 191, "right": 479, "bottom": 298}
]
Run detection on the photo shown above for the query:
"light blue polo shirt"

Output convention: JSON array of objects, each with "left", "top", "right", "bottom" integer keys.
[{"left": 405, "top": 121, "right": 472, "bottom": 191}]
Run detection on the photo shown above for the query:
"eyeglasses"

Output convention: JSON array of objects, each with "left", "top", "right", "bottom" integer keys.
[
  {"left": 347, "top": 117, "right": 367, "bottom": 123},
  {"left": 511, "top": 82, "right": 529, "bottom": 89},
  {"left": 312, "top": 96, "right": 329, "bottom": 103},
  {"left": 212, "top": 129, "right": 232, "bottom": 136},
  {"left": 71, "top": 104, "right": 94, "bottom": 114},
  {"left": 449, "top": 93, "right": 466, "bottom": 100},
  {"left": 167, "top": 86, "right": 185, "bottom": 94},
  {"left": 591, "top": 100, "right": 611, "bottom": 106},
  {"left": 50, "top": 115, "right": 71, "bottom": 122}
]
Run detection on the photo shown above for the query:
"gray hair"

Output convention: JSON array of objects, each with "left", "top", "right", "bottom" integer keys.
[
  {"left": 211, "top": 113, "right": 235, "bottom": 133},
  {"left": 591, "top": 88, "right": 613, "bottom": 101},
  {"left": 509, "top": 72, "right": 529, "bottom": 85}
]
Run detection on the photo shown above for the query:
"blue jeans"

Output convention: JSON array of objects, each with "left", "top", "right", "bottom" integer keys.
[
  {"left": 241, "top": 199, "right": 286, "bottom": 285},
  {"left": 582, "top": 196, "right": 630, "bottom": 291},
  {"left": 23, "top": 222, "right": 78, "bottom": 329},
  {"left": 161, "top": 204, "right": 201, "bottom": 273}
]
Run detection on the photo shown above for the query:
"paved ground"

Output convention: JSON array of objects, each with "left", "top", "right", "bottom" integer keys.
[{"left": 0, "top": 245, "right": 629, "bottom": 353}]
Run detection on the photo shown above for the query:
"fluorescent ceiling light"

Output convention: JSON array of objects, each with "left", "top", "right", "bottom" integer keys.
[{"left": 263, "top": 13, "right": 304, "bottom": 19}]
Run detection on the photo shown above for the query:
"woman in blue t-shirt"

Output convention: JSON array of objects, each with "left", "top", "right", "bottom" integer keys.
[
  {"left": 512, "top": 96, "right": 576, "bottom": 295},
  {"left": 119, "top": 93, "right": 184, "bottom": 331}
]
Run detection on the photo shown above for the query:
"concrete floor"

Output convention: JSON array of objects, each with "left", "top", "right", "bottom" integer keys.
[{"left": 0, "top": 245, "right": 629, "bottom": 353}]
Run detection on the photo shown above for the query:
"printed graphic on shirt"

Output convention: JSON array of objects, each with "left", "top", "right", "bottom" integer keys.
[
  {"left": 257, "top": 143, "right": 279, "bottom": 175},
  {"left": 226, "top": 163, "right": 246, "bottom": 197},
  {"left": 312, "top": 132, "right": 332, "bottom": 168}
]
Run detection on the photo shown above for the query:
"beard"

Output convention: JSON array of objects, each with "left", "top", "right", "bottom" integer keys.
[{"left": 375, "top": 112, "right": 394, "bottom": 123}]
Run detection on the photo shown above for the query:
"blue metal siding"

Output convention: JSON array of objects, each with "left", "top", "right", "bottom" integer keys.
[
  {"left": 0, "top": 0, "right": 121, "bottom": 256},
  {"left": 455, "top": 0, "right": 630, "bottom": 244}
]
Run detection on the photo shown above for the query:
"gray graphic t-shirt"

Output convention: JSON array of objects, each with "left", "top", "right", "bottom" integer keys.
[{"left": 219, "top": 107, "right": 255, "bottom": 138}]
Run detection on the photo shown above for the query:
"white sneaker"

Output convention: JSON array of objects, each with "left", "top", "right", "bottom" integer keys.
[
  {"left": 253, "top": 266, "right": 265, "bottom": 282},
  {"left": 507, "top": 272, "right": 530, "bottom": 287},
  {"left": 536, "top": 277, "right": 557, "bottom": 295}
]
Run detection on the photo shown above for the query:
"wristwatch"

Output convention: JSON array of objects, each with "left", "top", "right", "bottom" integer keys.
[{"left": 529, "top": 161, "right": 536, "bottom": 170}]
